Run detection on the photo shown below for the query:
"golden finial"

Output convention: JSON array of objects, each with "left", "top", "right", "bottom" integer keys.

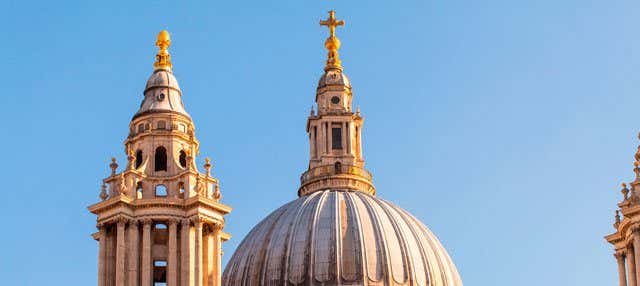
[
  {"left": 320, "top": 10, "right": 345, "bottom": 71},
  {"left": 154, "top": 30, "right": 172, "bottom": 70}
]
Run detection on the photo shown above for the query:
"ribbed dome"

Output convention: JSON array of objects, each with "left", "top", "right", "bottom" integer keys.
[
  {"left": 134, "top": 69, "right": 190, "bottom": 119},
  {"left": 317, "top": 69, "right": 351, "bottom": 89},
  {"left": 223, "top": 190, "right": 462, "bottom": 286}
]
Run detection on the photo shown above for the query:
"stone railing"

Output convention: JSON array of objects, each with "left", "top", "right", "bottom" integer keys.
[
  {"left": 300, "top": 164, "right": 373, "bottom": 185},
  {"left": 298, "top": 163, "right": 375, "bottom": 196}
]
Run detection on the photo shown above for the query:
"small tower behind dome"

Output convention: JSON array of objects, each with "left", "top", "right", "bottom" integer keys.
[
  {"left": 88, "top": 31, "right": 231, "bottom": 286},
  {"left": 299, "top": 11, "right": 375, "bottom": 197}
]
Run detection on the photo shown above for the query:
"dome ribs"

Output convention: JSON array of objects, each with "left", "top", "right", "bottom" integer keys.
[
  {"left": 363, "top": 194, "right": 409, "bottom": 285},
  {"left": 312, "top": 191, "right": 336, "bottom": 283},
  {"left": 286, "top": 192, "right": 322, "bottom": 285},
  {"left": 352, "top": 192, "right": 385, "bottom": 283},
  {"left": 268, "top": 195, "right": 313, "bottom": 285},
  {"left": 222, "top": 190, "right": 463, "bottom": 286},
  {"left": 339, "top": 192, "right": 364, "bottom": 283},
  {"left": 379, "top": 199, "right": 428, "bottom": 286}
]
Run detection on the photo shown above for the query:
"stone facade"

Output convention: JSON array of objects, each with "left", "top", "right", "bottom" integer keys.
[{"left": 88, "top": 30, "right": 231, "bottom": 286}]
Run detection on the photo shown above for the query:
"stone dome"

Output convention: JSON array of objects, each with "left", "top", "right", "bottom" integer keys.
[
  {"left": 317, "top": 69, "right": 351, "bottom": 89},
  {"left": 134, "top": 69, "right": 190, "bottom": 119},
  {"left": 222, "top": 190, "right": 462, "bottom": 286}
]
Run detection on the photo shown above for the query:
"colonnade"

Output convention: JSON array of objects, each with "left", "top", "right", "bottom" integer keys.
[{"left": 97, "top": 217, "right": 223, "bottom": 286}]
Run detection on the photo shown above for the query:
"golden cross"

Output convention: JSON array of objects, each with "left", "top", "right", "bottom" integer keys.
[{"left": 320, "top": 10, "right": 345, "bottom": 38}]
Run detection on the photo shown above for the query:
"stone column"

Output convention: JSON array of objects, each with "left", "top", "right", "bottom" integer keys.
[
  {"left": 181, "top": 219, "right": 192, "bottom": 286},
  {"left": 629, "top": 246, "right": 637, "bottom": 286},
  {"left": 326, "top": 122, "right": 330, "bottom": 153},
  {"left": 141, "top": 219, "right": 152, "bottom": 286},
  {"left": 212, "top": 224, "right": 223, "bottom": 286},
  {"left": 342, "top": 122, "right": 347, "bottom": 153},
  {"left": 98, "top": 225, "right": 106, "bottom": 286},
  {"left": 194, "top": 218, "right": 204, "bottom": 286},
  {"left": 617, "top": 251, "right": 628, "bottom": 286},
  {"left": 116, "top": 218, "right": 127, "bottom": 286},
  {"left": 168, "top": 219, "right": 178, "bottom": 286},
  {"left": 204, "top": 227, "right": 213, "bottom": 286},
  {"left": 128, "top": 220, "right": 139, "bottom": 286}
]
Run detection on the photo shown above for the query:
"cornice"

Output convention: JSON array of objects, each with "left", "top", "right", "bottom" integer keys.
[{"left": 88, "top": 194, "right": 232, "bottom": 216}]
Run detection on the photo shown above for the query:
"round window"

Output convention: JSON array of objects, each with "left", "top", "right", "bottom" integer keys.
[
  {"left": 331, "top": 96, "right": 340, "bottom": 104},
  {"left": 157, "top": 93, "right": 165, "bottom": 101}
]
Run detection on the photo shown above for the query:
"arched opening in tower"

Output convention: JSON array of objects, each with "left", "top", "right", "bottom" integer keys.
[{"left": 155, "top": 146, "right": 167, "bottom": 171}]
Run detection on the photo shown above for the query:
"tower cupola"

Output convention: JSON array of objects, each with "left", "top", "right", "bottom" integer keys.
[
  {"left": 299, "top": 11, "right": 374, "bottom": 197},
  {"left": 135, "top": 30, "right": 190, "bottom": 120}
]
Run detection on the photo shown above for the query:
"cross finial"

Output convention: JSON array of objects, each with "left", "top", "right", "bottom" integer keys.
[
  {"left": 319, "top": 11, "right": 346, "bottom": 71},
  {"left": 320, "top": 10, "right": 345, "bottom": 38}
]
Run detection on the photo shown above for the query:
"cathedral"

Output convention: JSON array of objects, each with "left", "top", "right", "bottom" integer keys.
[{"left": 89, "top": 11, "right": 463, "bottom": 286}]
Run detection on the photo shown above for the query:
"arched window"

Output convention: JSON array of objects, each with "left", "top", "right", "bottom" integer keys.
[
  {"left": 179, "top": 150, "right": 187, "bottom": 168},
  {"left": 157, "top": 120, "right": 166, "bottom": 130},
  {"left": 155, "top": 185, "right": 167, "bottom": 197},
  {"left": 154, "top": 223, "right": 167, "bottom": 230},
  {"left": 155, "top": 146, "right": 167, "bottom": 171},
  {"left": 138, "top": 123, "right": 145, "bottom": 133},
  {"left": 135, "top": 150, "right": 143, "bottom": 168}
]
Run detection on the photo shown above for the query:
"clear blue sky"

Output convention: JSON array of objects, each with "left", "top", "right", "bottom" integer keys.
[{"left": 1, "top": 0, "right": 637, "bottom": 285}]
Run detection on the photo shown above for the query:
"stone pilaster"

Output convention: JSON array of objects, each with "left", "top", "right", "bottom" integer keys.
[
  {"left": 128, "top": 219, "right": 139, "bottom": 286},
  {"left": 629, "top": 245, "right": 637, "bottom": 286},
  {"left": 141, "top": 219, "right": 152, "bottom": 286},
  {"left": 115, "top": 218, "right": 127, "bottom": 286},
  {"left": 181, "top": 219, "right": 192, "bottom": 286},
  {"left": 211, "top": 224, "right": 222, "bottom": 286},
  {"left": 193, "top": 218, "right": 204, "bottom": 286},
  {"left": 204, "top": 227, "right": 213, "bottom": 286},
  {"left": 168, "top": 219, "right": 179, "bottom": 286},
  {"left": 98, "top": 225, "right": 106, "bottom": 286},
  {"left": 617, "top": 251, "right": 628, "bottom": 286}
]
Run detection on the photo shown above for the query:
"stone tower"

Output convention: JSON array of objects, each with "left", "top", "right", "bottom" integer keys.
[
  {"left": 298, "top": 10, "right": 375, "bottom": 197},
  {"left": 88, "top": 31, "right": 231, "bottom": 286},
  {"left": 606, "top": 135, "right": 640, "bottom": 286}
]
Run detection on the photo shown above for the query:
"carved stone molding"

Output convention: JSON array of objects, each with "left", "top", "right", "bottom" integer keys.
[
  {"left": 116, "top": 216, "right": 129, "bottom": 226},
  {"left": 167, "top": 218, "right": 179, "bottom": 226}
]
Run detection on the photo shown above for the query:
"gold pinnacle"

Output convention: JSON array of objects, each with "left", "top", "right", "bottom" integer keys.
[
  {"left": 154, "top": 30, "right": 172, "bottom": 70},
  {"left": 320, "top": 11, "right": 345, "bottom": 71}
]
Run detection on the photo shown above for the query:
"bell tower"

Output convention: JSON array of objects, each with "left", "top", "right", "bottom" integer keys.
[
  {"left": 298, "top": 11, "right": 375, "bottom": 197},
  {"left": 88, "top": 31, "right": 231, "bottom": 286}
]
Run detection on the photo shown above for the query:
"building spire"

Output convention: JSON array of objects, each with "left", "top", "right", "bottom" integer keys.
[
  {"left": 154, "top": 30, "right": 172, "bottom": 70},
  {"left": 320, "top": 10, "right": 345, "bottom": 71}
]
